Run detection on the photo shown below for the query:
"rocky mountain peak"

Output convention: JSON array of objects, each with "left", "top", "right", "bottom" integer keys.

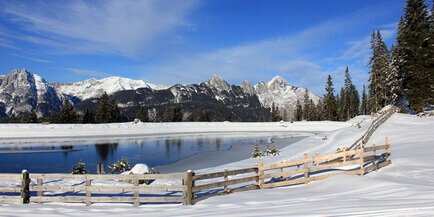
[{"left": 205, "top": 74, "right": 231, "bottom": 92}]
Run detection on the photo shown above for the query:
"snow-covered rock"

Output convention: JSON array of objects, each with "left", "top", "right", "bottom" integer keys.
[
  {"left": 130, "top": 163, "right": 150, "bottom": 174},
  {"left": 55, "top": 76, "right": 168, "bottom": 100},
  {"left": 254, "top": 76, "right": 320, "bottom": 119},
  {"left": 0, "top": 68, "right": 63, "bottom": 117}
]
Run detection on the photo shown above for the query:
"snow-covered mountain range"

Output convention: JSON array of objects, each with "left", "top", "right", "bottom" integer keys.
[{"left": 0, "top": 69, "right": 319, "bottom": 120}]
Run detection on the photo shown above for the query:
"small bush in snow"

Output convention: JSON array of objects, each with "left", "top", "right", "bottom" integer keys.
[
  {"left": 251, "top": 143, "right": 263, "bottom": 158},
  {"left": 109, "top": 156, "right": 131, "bottom": 174},
  {"left": 269, "top": 144, "right": 280, "bottom": 156},
  {"left": 71, "top": 160, "right": 87, "bottom": 174}
]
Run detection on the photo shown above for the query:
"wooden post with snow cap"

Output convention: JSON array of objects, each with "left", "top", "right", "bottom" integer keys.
[
  {"left": 223, "top": 168, "right": 229, "bottom": 193},
  {"left": 21, "top": 170, "right": 30, "bottom": 204},
  {"left": 183, "top": 170, "right": 195, "bottom": 205},
  {"left": 303, "top": 153, "right": 310, "bottom": 184}
]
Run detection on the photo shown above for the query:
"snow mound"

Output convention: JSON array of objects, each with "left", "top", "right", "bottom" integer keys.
[{"left": 130, "top": 163, "right": 150, "bottom": 174}]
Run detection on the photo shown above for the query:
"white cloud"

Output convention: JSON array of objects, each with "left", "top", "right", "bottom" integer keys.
[
  {"left": 1, "top": 0, "right": 199, "bottom": 57},
  {"left": 65, "top": 68, "right": 110, "bottom": 78},
  {"left": 8, "top": 53, "right": 52, "bottom": 64}
]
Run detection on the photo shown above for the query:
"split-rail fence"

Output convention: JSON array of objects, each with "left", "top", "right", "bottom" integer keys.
[{"left": 0, "top": 107, "right": 396, "bottom": 206}]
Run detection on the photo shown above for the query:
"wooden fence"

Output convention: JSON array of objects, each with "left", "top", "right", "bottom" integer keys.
[
  {"left": 0, "top": 140, "right": 391, "bottom": 206},
  {"left": 348, "top": 106, "right": 396, "bottom": 151},
  {"left": 0, "top": 107, "right": 395, "bottom": 206}
]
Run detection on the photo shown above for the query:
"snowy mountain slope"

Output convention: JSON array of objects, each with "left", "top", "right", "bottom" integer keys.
[
  {"left": 0, "top": 69, "right": 320, "bottom": 120},
  {"left": 0, "top": 69, "right": 62, "bottom": 117},
  {"left": 55, "top": 76, "right": 168, "bottom": 101},
  {"left": 254, "top": 76, "right": 320, "bottom": 119}
]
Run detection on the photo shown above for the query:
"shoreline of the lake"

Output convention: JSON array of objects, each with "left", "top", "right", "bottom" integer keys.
[{"left": 157, "top": 135, "right": 307, "bottom": 173}]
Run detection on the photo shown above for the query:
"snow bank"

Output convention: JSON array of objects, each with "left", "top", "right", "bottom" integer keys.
[
  {"left": 0, "top": 121, "right": 351, "bottom": 144},
  {"left": 1, "top": 113, "right": 433, "bottom": 216}
]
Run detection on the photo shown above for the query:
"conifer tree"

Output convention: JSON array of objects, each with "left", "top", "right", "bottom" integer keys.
[
  {"left": 95, "top": 92, "right": 111, "bottom": 123},
  {"left": 109, "top": 100, "right": 121, "bottom": 123},
  {"left": 361, "top": 85, "right": 368, "bottom": 115},
  {"left": 323, "top": 75, "right": 337, "bottom": 121},
  {"left": 212, "top": 103, "right": 224, "bottom": 121},
  {"left": 295, "top": 100, "right": 303, "bottom": 121},
  {"left": 315, "top": 99, "right": 324, "bottom": 121},
  {"left": 302, "top": 89, "right": 310, "bottom": 120},
  {"left": 135, "top": 107, "right": 149, "bottom": 122},
  {"left": 271, "top": 102, "right": 281, "bottom": 121},
  {"left": 399, "top": 0, "right": 432, "bottom": 111},
  {"left": 82, "top": 108, "right": 95, "bottom": 123},
  {"left": 342, "top": 67, "right": 360, "bottom": 120},
  {"left": 368, "top": 31, "right": 391, "bottom": 111},
  {"left": 59, "top": 100, "right": 78, "bottom": 123}
]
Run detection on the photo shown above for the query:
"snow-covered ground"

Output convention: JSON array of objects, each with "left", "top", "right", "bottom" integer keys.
[
  {"left": 1, "top": 113, "right": 434, "bottom": 216},
  {"left": 0, "top": 121, "right": 351, "bottom": 144}
]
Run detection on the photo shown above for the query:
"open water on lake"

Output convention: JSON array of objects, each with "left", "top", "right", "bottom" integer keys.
[{"left": 0, "top": 133, "right": 307, "bottom": 173}]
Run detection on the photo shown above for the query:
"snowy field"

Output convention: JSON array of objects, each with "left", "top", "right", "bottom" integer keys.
[
  {"left": 1, "top": 113, "right": 434, "bottom": 216},
  {"left": 0, "top": 121, "right": 351, "bottom": 144}
]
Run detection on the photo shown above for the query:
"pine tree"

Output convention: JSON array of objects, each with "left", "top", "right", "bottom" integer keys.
[
  {"left": 399, "top": 0, "right": 432, "bottom": 111},
  {"left": 302, "top": 89, "right": 310, "bottom": 121},
  {"left": 361, "top": 85, "right": 368, "bottom": 115},
  {"left": 271, "top": 102, "right": 280, "bottom": 121},
  {"left": 59, "top": 100, "right": 78, "bottom": 123},
  {"left": 323, "top": 75, "right": 337, "bottom": 121},
  {"left": 342, "top": 67, "right": 360, "bottom": 120},
  {"left": 135, "top": 107, "right": 149, "bottom": 122},
  {"left": 109, "top": 100, "right": 121, "bottom": 123},
  {"left": 194, "top": 106, "right": 209, "bottom": 121},
  {"left": 172, "top": 104, "right": 183, "bottom": 122},
  {"left": 212, "top": 103, "right": 224, "bottom": 121},
  {"left": 315, "top": 99, "right": 324, "bottom": 121},
  {"left": 258, "top": 110, "right": 265, "bottom": 122},
  {"left": 82, "top": 108, "right": 95, "bottom": 123},
  {"left": 368, "top": 31, "right": 391, "bottom": 112},
  {"left": 251, "top": 143, "right": 262, "bottom": 158},
  {"left": 295, "top": 100, "right": 303, "bottom": 121},
  {"left": 95, "top": 92, "right": 111, "bottom": 123}
]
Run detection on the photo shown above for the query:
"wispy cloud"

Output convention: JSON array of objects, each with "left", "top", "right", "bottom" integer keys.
[
  {"left": 8, "top": 53, "right": 52, "bottom": 63},
  {"left": 65, "top": 68, "right": 110, "bottom": 78},
  {"left": 142, "top": 8, "right": 391, "bottom": 94},
  {"left": 0, "top": 0, "right": 199, "bottom": 57}
]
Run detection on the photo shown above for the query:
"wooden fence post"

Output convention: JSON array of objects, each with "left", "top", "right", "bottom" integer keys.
[
  {"left": 223, "top": 168, "right": 229, "bottom": 193},
  {"left": 37, "top": 178, "right": 43, "bottom": 204},
  {"left": 85, "top": 178, "right": 91, "bottom": 206},
  {"left": 21, "top": 170, "right": 30, "bottom": 204},
  {"left": 258, "top": 158, "right": 264, "bottom": 188},
  {"left": 183, "top": 170, "right": 195, "bottom": 205},
  {"left": 133, "top": 178, "right": 140, "bottom": 207},
  {"left": 303, "top": 153, "right": 310, "bottom": 184},
  {"left": 359, "top": 147, "right": 365, "bottom": 176},
  {"left": 343, "top": 148, "right": 347, "bottom": 163}
]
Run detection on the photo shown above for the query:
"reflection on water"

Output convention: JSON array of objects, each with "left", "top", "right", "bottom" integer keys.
[
  {"left": 95, "top": 143, "right": 119, "bottom": 162},
  {"left": 0, "top": 134, "right": 293, "bottom": 173}
]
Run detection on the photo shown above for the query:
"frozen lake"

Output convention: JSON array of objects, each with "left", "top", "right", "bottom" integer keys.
[{"left": 0, "top": 132, "right": 309, "bottom": 173}]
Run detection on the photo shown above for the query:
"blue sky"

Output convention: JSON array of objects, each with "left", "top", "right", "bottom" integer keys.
[{"left": 0, "top": 0, "right": 406, "bottom": 95}]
